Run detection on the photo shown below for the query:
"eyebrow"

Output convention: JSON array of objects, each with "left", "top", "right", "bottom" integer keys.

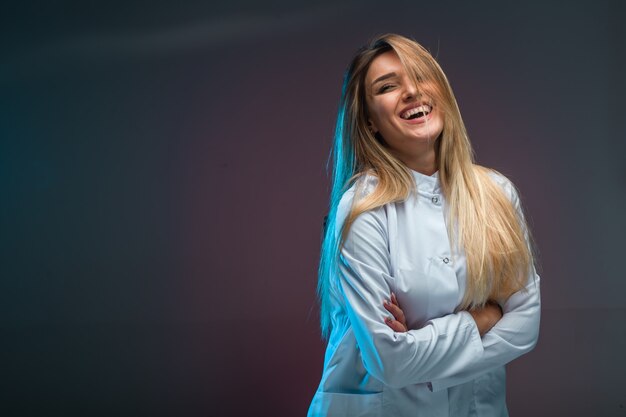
[{"left": 371, "top": 72, "right": 398, "bottom": 86}]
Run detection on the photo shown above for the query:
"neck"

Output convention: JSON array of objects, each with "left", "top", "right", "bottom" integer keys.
[{"left": 393, "top": 144, "right": 437, "bottom": 176}]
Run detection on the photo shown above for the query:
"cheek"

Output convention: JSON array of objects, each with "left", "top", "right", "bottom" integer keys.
[
  {"left": 373, "top": 101, "right": 396, "bottom": 123},
  {"left": 368, "top": 96, "right": 399, "bottom": 130},
  {"left": 368, "top": 105, "right": 385, "bottom": 127},
  {"left": 435, "top": 112, "right": 445, "bottom": 130}
]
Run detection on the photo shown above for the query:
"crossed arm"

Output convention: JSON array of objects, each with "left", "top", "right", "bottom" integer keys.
[
  {"left": 384, "top": 293, "right": 504, "bottom": 337},
  {"left": 337, "top": 199, "right": 540, "bottom": 391}
]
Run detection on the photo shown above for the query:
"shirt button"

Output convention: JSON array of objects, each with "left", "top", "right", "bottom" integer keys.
[
  {"left": 443, "top": 257, "right": 450, "bottom": 264},
  {"left": 431, "top": 196, "right": 439, "bottom": 204}
]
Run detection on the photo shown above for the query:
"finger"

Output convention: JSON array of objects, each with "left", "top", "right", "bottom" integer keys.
[
  {"left": 385, "top": 316, "right": 407, "bottom": 332},
  {"left": 383, "top": 299, "right": 406, "bottom": 323},
  {"left": 391, "top": 292, "right": 399, "bottom": 306}
]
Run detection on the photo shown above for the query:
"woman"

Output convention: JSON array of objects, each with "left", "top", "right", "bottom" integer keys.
[{"left": 308, "top": 34, "right": 541, "bottom": 417}]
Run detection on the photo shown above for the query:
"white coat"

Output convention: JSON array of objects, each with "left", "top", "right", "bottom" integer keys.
[{"left": 308, "top": 169, "right": 541, "bottom": 417}]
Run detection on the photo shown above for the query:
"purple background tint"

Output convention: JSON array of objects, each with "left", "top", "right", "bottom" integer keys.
[{"left": 1, "top": 1, "right": 625, "bottom": 416}]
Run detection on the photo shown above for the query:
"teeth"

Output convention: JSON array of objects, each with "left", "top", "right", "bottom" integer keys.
[{"left": 401, "top": 105, "right": 431, "bottom": 119}]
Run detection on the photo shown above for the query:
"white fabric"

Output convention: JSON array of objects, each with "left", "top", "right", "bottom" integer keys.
[{"left": 308, "top": 169, "right": 541, "bottom": 417}]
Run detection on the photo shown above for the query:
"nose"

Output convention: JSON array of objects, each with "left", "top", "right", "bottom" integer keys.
[{"left": 402, "top": 83, "right": 420, "bottom": 101}]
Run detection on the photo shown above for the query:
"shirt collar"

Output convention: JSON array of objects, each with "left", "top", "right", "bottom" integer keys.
[{"left": 410, "top": 169, "right": 441, "bottom": 194}]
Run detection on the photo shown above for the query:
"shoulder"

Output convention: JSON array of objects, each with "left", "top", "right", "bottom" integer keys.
[
  {"left": 335, "top": 173, "right": 386, "bottom": 236},
  {"left": 341, "top": 172, "right": 379, "bottom": 201},
  {"left": 475, "top": 165, "right": 521, "bottom": 208},
  {"left": 337, "top": 173, "right": 380, "bottom": 219}
]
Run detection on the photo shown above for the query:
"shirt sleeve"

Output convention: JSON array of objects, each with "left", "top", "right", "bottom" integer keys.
[
  {"left": 336, "top": 193, "right": 486, "bottom": 389},
  {"left": 428, "top": 177, "right": 541, "bottom": 392}
]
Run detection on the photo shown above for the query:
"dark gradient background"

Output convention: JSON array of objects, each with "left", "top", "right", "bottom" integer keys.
[{"left": 2, "top": 1, "right": 625, "bottom": 416}]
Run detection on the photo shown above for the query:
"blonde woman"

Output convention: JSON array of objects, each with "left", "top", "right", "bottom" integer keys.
[{"left": 308, "top": 34, "right": 541, "bottom": 417}]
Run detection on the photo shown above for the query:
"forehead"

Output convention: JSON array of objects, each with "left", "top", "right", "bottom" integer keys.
[{"left": 365, "top": 51, "right": 403, "bottom": 83}]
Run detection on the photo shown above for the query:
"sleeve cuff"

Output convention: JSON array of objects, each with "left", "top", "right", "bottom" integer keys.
[{"left": 428, "top": 311, "right": 484, "bottom": 392}]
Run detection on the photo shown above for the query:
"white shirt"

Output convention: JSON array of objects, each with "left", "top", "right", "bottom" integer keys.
[{"left": 308, "top": 169, "right": 541, "bottom": 417}]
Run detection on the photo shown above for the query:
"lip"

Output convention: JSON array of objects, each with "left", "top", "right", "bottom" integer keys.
[
  {"left": 398, "top": 101, "right": 434, "bottom": 124},
  {"left": 398, "top": 101, "right": 433, "bottom": 116},
  {"left": 401, "top": 111, "right": 432, "bottom": 125}
]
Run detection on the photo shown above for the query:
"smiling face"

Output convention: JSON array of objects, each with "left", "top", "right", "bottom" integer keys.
[{"left": 364, "top": 50, "right": 444, "bottom": 172}]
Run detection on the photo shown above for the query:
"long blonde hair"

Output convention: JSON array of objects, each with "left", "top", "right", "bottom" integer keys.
[{"left": 318, "top": 34, "right": 533, "bottom": 339}]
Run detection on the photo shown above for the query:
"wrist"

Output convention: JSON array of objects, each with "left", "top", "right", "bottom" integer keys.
[{"left": 468, "top": 310, "right": 487, "bottom": 337}]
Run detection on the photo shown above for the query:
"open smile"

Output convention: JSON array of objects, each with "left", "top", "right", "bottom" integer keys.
[
  {"left": 400, "top": 104, "right": 432, "bottom": 120},
  {"left": 398, "top": 103, "right": 433, "bottom": 125}
]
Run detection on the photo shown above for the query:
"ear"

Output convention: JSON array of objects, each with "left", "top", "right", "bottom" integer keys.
[{"left": 367, "top": 119, "right": 378, "bottom": 134}]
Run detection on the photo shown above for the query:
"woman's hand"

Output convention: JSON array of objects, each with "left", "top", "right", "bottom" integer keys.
[
  {"left": 383, "top": 293, "right": 503, "bottom": 337},
  {"left": 468, "top": 301, "right": 503, "bottom": 337},
  {"left": 383, "top": 292, "right": 408, "bottom": 332}
]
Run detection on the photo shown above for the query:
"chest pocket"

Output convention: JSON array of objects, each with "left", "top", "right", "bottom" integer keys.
[{"left": 393, "top": 256, "right": 460, "bottom": 327}]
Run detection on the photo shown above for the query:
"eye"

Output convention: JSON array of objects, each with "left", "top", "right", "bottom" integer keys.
[{"left": 377, "top": 83, "right": 395, "bottom": 94}]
